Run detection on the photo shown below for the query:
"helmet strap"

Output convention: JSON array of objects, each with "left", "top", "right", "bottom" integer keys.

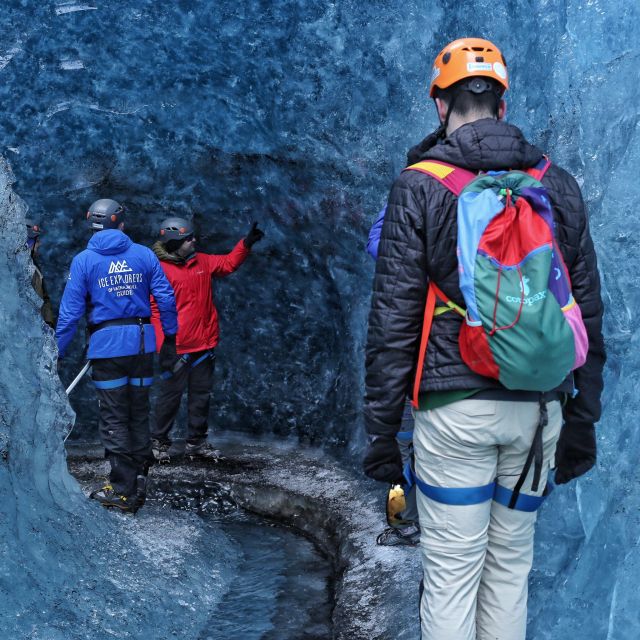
[
  {"left": 432, "top": 122, "right": 446, "bottom": 141},
  {"left": 435, "top": 81, "right": 501, "bottom": 138},
  {"left": 436, "top": 89, "right": 461, "bottom": 139}
]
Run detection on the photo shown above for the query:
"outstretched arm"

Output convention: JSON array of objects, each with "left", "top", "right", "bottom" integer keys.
[{"left": 208, "top": 222, "right": 264, "bottom": 276}]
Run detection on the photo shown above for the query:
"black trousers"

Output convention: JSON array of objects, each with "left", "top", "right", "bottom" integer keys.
[
  {"left": 92, "top": 353, "right": 154, "bottom": 497},
  {"left": 153, "top": 349, "right": 215, "bottom": 446}
]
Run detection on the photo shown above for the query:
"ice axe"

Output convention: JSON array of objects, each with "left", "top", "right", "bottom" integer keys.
[
  {"left": 65, "top": 360, "right": 91, "bottom": 396},
  {"left": 63, "top": 360, "right": 91, "bottom": 443}
]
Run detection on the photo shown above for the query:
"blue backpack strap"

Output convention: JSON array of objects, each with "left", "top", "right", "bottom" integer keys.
[{"left": 404, "top": 160, "right": 476, "bottom": 196}]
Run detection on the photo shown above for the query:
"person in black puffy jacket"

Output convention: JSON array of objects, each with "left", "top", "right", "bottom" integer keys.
[{"left": 363, "top": 37, "right": 605, "bottom": 640}]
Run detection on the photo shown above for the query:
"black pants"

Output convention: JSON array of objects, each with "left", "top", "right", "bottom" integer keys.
[
  {"left": 92, "top": 353, "right": 154, "bottom": 497},
  {"left": 153, "top": 349, "right": 215, "bottom": 446}
]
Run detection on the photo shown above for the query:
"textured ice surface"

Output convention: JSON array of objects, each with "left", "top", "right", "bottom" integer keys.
[{"left": 0, "top": 0, "right": 636, "bottom": 638}]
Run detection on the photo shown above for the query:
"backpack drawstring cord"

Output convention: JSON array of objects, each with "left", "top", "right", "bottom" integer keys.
[{"left": 490, "top": 189, "right": 525, "bottom": 335}]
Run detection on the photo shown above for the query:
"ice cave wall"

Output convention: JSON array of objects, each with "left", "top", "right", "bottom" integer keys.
[{"left": 0, "top": 1, "right": 638, "bottom": 637}]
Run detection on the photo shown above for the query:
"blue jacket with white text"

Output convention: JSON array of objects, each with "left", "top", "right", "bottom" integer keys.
[{"left": 56, "top": 230, "right": 178, "bottom": 359}]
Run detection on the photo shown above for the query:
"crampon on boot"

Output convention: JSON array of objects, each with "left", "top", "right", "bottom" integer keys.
[
  {"left": 376, "top": 524, "right": 420, "bottom": 547},
  {"left": 152, "top": 439, "right": 171, "bottom": 464},
  {"left": 184, "top": 441, "right": 222, "bottom": 462},
  {"left": 90, "top": 485, "right": 136, "bottom": 513}
]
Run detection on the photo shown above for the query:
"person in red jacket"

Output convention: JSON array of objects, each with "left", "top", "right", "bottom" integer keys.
[{"left": 150, "top": 217, "right": 264, "bottom": 462}]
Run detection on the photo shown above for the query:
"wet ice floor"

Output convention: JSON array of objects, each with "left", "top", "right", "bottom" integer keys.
[
  {"left": 117, "top": 502, "right": 333, "bottom": 640},
  {"left": 206, "top": 514, "right": 333, "bottom": 640}
]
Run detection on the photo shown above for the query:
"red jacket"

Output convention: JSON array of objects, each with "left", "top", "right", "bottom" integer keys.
[{"left": 151, "top": 240, "right": 249, "bottom": 353}]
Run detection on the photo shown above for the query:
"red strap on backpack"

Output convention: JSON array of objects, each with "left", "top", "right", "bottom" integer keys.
[
  {"left": 405, "top": 161, "right": 476, "bottom": 409},
  {"left": 525, "top": 156, "right": 551, "bottom": 181},
  {"left": 410, "top": 282, "right": 461, "bottom": 408}
]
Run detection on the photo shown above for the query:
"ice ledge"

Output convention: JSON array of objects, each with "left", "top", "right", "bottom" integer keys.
[{"left": 68, "top": 437, "right": 422, "bottom": 640}]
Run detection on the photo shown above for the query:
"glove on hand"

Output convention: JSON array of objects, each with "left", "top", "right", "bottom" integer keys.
[
  {"left": 244, "top": 222, "right": 264, "bottom": 248},
  {"left": 159, "top": 334, "right": 179, "bottom": 372},
  {"left": 555, "top": 421, "right": 597, "bottom": 485},
  {"left": 363, "top": 435, "right": 404, "bottom": 485}
]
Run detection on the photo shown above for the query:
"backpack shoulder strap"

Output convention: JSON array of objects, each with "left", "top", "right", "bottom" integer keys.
[
  {"left": 525, "top": 156, "right": 551, "bottom": 182},
  {"left": 404, "top": 160, "right": 476, "bottom": 196},
  {"left": 403, "top": 160, "right": 475, "bottom": 408},
  {"left": 411, "top": 282, "right": 464, "bottom": 409}
]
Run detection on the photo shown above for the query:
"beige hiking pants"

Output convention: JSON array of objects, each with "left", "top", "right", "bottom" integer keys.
[{"left": 413, "top": 398, "right": 562, "bottom": 640}]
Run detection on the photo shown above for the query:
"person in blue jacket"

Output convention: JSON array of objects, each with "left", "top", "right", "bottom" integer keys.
[
  {"left": 56, "top": 199, "right": 178, "bottom": 513},
  {"left": 367, "top": 206, "right": 420, "bottom": 547},
  {"left": 366, "top": 206, "right": 386, "bottom": 261}
]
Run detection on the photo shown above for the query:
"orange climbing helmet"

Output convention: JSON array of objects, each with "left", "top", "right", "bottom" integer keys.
[{"left": 429, "top": 37, "right": 509, "bottom": 98}]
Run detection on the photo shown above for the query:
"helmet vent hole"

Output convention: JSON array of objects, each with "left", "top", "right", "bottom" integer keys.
[
  {"left": 442, "top": 52, "right": 451, "bottom": 64},
  {"left": 475, "top": 56, "right": 484, "bottom": 62},
  {"left": 471, "top": 46, "right": 484, "bottom": 51}
]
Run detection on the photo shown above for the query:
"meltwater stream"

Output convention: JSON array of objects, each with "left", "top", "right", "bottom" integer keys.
[
  {"left": 130, "top": 506, "right": 332, "bottom": 640},
  {"left": 203, "top": 515, "right": 332, "bottom": 639},
  {"left": 67, "top": 452, "right": 334, "bottom": 640}
]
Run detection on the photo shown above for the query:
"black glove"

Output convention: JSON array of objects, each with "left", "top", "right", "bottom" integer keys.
[
  {"left": 554, "top": 421, "right": 597, "bottom": 485},
  {"left": 243, "top": 222, "right": 264, "bottom": 248},
  {"left": 363, "top": 435, "right": 404, "bottom": 484},
  {"left": 159, "top": 334, "right": 179, "bottom": 372}
]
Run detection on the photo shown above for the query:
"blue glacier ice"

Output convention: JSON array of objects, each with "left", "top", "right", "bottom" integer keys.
[{"left": 0, "top": 0, "right": 638, "bottom": 638}]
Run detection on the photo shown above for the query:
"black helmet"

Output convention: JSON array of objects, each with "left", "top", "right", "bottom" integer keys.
[
  {"left": 87, "top": 198, "right": 124, "bottom": 231},
  {"left": 25, "top": 218, "right": 41, "bottom": 239},
  {"left": 159, "top": 217, "right": 194, "bottom": 242}
]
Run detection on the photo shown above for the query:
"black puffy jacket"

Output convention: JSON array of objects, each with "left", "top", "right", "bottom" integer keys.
[{"left": 364, "top": 118, "right": 606, "bottom": 438}]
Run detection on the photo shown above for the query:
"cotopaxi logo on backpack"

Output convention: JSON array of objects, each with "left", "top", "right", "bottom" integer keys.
[{"left": 505, "top": 278, "right": 547, "bottom": 306}]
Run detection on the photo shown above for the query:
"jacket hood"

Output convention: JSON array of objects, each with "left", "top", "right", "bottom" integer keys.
[
  {"left": 407, "top": 118, "right": 543, "bottom": 172},
  {"left": 87, "top": 229, "right": 132, "bottom": 255},
  {"left": 152, "top": 240, "right": 186, "bottom": 264}
]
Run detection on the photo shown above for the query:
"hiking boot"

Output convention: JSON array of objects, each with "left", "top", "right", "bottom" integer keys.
[
  {"left": 376, "top": 524, "right": 420, "bottom": 547},
  {"left": 185, "top": 441, "right": 221, "bottom": 462},
  {"left": 90, "top": 485, "right": 135, "bottom": 513},
  {"left": 152, "top": 439, "right": 171, "bottom": 464}
]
